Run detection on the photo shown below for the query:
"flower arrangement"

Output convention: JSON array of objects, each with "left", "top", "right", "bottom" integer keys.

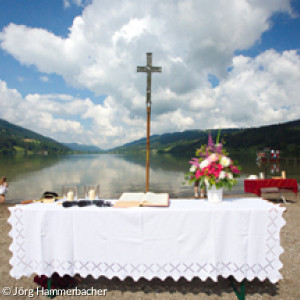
[{"left": 185, "top": 131, "right": 241, "bottom": 190}]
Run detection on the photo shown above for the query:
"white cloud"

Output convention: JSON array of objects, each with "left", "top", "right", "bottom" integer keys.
[
  {"left": 63, "top": 0, "right": 87, "bottom": 9},
  {"left": 0, "top": 0, "right": 298, "bottom": 148},
  {"left": 0, "top": 80, "right": 146, "bottom": 148},
  {"left": 1, "top": 1, "right": 292, "bottom": 88},
  {"left": 17, "top": 76, "right": 25, "bottom": 82},
  {"left": 0, "top": 81, "right": 84, "bottom": 137},
  {"left": 63, "top": 0, "right": 71, "bottom": 8},
  {"left": 40, "top": 76, "right": 49, "bottom": 82}
]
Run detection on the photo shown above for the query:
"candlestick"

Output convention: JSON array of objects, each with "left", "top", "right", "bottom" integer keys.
[
  {"left": 67, "top": 190, "right": 74, "bottom": 201},
  {"left": 89, "top": 189, "right": 95, "bottom": 200}
]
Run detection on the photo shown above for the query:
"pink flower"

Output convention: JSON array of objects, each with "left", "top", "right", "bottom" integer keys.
[
  {"left": 208, "top": 133, "right": 214, "bottom": 148},
  {"left": 208, "top": 153, "right": 219, "bottom": 163},
  {"left": 189, "top": 158, "right": 199, "bottom": 166},
  {"left": 230, "top": 165, "right": 240, "bottom": 174},
  {"left": 217, "top": 164, "right": 223, "bottom": 171},
  {"left": 195, "top": 169, "right": 204, "bottom": 179}
]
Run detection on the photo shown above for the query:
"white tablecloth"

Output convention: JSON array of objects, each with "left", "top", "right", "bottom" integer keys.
[{"left": 8, "top": 198, "right": 285, "bottom": 283}]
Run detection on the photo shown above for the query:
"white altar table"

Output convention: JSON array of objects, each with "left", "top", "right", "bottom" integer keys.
[{"left": 8, "top": 198, "right": 285, "bottom": 284}]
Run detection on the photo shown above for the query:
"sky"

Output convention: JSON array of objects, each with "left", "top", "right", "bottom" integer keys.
[{"left": 0, "top": 0, "right": 300, "bottom": 149}]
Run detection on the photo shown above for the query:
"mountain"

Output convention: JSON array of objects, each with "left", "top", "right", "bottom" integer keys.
[
  {"left": 109, "top": 120, "right": 300, "bottom": 156},
  {"left": 109, "top": 128, "right": 239, "bottom": 154},
  {"left": 63, "top": 143, "right": 102, "bottom": 153},
  {"left": 224, "top": 119, "right": 300, "bottom": 155},
  {"left": 0, "top": 118, "right": 70, "bottom": 154},
  {"left": 2, "top": 116, "right": 299, "bottom": 156}
]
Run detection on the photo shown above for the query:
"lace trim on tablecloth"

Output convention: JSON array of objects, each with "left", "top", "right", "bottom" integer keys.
[{"left": 7, "top": 205, "right": 286, "bottom": 283}]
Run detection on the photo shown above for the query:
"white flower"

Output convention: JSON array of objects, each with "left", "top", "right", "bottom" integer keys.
[
  {"left": 220, "top": 156, "right": 231, "bottom": 167},
  {"left": 208, "top": 153, "right": 218, "bottom": 162},
  {"left": 190, "top": 165, "right": 197, "bottom": 172},
  {"left": 200, "top": 159, "right": 209, "bottom": 169},
  {"left": 227, "top": 172, "right": 233, "bottom": 179},
  {"left": 219, "top": 171, "right": 226, "bottom": 179}
]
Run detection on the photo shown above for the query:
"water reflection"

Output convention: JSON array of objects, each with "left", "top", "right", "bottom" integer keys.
[{"left": 1, "top": 153, "right": 299, "bottom": 203}]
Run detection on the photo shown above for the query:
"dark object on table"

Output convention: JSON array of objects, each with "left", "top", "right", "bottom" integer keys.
[
  {"left": 62, "top": 199, "right": 112, "bottom": 208},
  {"left": 43, "top": 191, "right": 59, "bottom": 200},
  {"left": 77, "top": 200, "right": 92, "bottom": 207},
  {"left": 93, "top": 199, "right": 105, "bottom": 207},
  {"left": 22, "top": 191, "right": 60, "bottom": 205},
  {"left": 93, "top": 199, "right": 112, "bottom": 207},
  {"left": 104, "top": 201, "right": 112, "bottom": 207},
  {"left": 62, "top": 201, "right": 77, "bottom": 208}
]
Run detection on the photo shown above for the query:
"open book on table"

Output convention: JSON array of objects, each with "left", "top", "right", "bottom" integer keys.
[{"left": 114, "top": 192, "right": 169, "bottom": 208}]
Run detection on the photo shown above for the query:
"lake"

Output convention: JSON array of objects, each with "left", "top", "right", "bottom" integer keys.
[{"left": 1, "top": 153, "right": 299, "bottom": 203}]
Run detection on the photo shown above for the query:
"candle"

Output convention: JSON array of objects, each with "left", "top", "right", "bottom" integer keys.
[
  {"left": 89, "top": 189, "right": 95, "bottom": 200},
  {"left": 281, "top": 171, "right": 286, "bottom": 179},
  {"left": 67, "top": 190, "right": 74, "bottom": 201}
]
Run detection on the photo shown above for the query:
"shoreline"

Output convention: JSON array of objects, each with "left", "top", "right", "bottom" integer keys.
[{"left": 1, "top": 192, "right": 299, "bottom": 299}]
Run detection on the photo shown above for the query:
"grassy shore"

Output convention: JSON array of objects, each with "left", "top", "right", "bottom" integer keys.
[{"left": 1, "top": 193, "right": 300, "bottom": 299}]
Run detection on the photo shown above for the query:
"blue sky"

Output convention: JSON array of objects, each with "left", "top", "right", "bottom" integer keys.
[
  {"left": 237, "top": 2, "right": 300, "bottom": 55},
  {"left": 0, "top": 0, "right": 85, "bottom": 96},
  {"left": 0, "top": 0, "right": 300, "bottom": 149}
]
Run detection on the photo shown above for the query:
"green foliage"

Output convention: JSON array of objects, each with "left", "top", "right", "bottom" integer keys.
[
  {"left": 0, "top": 118, "right": 70, "bottom": 155},
  {"left": 109, "top": 120, "right": 300, "bottom": 156},
  {"left": 216, "top": 129, "right": 221, "bottom": 144}
]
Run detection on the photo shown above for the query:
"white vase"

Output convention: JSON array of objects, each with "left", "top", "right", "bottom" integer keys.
[{"left": 207, "top": 186, "right": 223, "bottom": 204}]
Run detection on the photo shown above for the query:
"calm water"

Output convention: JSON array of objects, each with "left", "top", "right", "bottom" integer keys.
[{"left": 1, "top": 153, "right": 299, "bottom": 203}]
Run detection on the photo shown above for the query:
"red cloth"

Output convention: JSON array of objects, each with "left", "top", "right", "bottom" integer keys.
[{"left": 244, "top": 179, "right": 298, "bottom": 196}]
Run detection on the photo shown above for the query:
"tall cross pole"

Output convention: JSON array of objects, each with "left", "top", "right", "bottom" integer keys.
[{"left": 137, "top": 53, "right": 162, "bottom": 192}]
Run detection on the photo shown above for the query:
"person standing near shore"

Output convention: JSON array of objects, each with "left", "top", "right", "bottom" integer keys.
[{"left": 0, "top": 176, "right": 8, "bottom": 203}]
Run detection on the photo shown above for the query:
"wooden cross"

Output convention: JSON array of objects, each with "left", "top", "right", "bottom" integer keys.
[{"left": 137, "top": 53, "right": 162, "bottom": 192}]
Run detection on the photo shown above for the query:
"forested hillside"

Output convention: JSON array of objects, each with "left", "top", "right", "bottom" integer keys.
[
  {"left": 109, "top": 120, "right": 300, "bottom": 156},
  {"left": 0, "top": 118, "right": 70, "bottom": 154}
]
